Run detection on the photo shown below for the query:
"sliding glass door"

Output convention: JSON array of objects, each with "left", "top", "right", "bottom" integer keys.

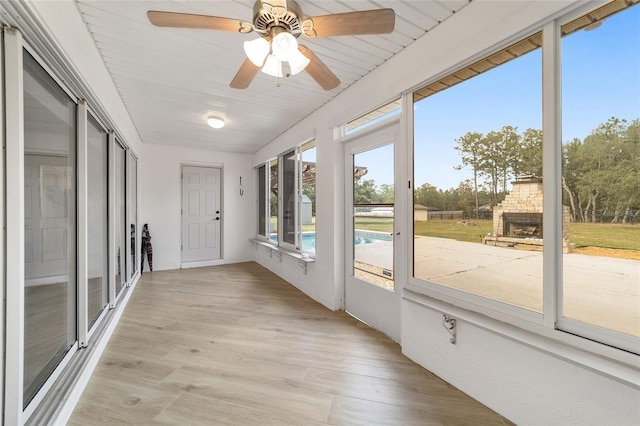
[
  {"left": 23, "top": 50, "right": 77, "bottom": 407},
  {"left": 114, "top": 141, "right": 127, "bottom": 295},
  {"left": 87, "top": 114, "right": 109, "bottom": 329}
]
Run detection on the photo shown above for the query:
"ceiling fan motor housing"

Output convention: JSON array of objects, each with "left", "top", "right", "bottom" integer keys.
[{"left": 253, "top": 0, "right": 303, "bottom": 39}]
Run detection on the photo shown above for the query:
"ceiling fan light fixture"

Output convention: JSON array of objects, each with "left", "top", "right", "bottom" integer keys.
[
  {"left": 207, "top": 116, "right": 225, "bottom": 129},
  {"left": 261, "top": 54, "right": 283, "bottom": 77},
  {"left": 288, "top": 48, "right": 310, "bottom": 75},
  {"left": 271, "top": 32, "right": 298, "bottom": 62},
  {"left": 243, "top": 37, "right": 270, "bottom": 66}
]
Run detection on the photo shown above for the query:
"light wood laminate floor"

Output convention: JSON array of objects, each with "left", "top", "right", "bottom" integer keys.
[{"left": 69, "top": 262, "right": 514, "bottom": 425}]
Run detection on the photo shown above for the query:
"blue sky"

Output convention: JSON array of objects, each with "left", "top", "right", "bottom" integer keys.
[{"left": 358, "top": 5, "right": 639, "bottom": 190}]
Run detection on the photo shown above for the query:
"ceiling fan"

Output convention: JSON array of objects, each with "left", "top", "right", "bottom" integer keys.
[{"left": 147, "top": 0, "right": 395, "bottom": 90}]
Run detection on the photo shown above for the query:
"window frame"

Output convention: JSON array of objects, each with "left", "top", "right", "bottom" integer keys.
[
  {"left": 257, "top": 164, "right": 267, "bottom": 238},
  {"left": 255, "top": 140, "right": 316, "bottom": 255},
  {"left": 85, "top": 110, "right": 110, "bottom": 337},
  {"left": 405, "top": 2, "right": 639, "bottom": 357},
  {"left": 279, "top": 148, "right": 299, "bottom": 251},
  {"left": 555, "top": 1, "right": 640, "bottom": 352}
]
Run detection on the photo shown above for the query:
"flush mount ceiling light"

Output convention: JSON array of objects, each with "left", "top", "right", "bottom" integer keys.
[
  {"left": 147, "top": 0, "right": 395, "bottom": 90},
  {"left": 207, "top": 116, "right": 225, "bottom": 129}
]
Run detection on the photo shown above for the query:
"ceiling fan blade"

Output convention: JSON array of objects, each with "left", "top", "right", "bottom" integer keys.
[
  {"left": 147, "top": 11, "right": 250, "bottom": 33},
  {"left": 299, "top": 45, "right": 340, "bottom": 91},
  {"left": 230, "top": 58, "right": 261, "bottom": 89},
  {"left": 305, "top": 9, "right": 395, "bottom": 37}
]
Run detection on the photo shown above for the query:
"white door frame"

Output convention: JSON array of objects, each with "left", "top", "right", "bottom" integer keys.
[
  {"left": 344, "top": 121, "right": 402, "bottom": 342},
  {"left": 180, "top": 164, "right": 224, "bottom": 268}
]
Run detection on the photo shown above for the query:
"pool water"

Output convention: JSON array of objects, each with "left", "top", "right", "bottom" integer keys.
[{"left": 269, "top": 231, "right": 392, "bottom": 251}]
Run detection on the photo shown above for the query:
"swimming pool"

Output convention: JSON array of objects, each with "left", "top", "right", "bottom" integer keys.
[{"left": 270, "top": 230, "right": 392, "bottom": 251}]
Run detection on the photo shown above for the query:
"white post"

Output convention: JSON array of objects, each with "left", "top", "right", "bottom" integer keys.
[
  {"left": 4, "top": 25, "right": 25, "bottom": 425},
  {"left": 108, "top": 133, "right": 117, "bottom": 308},
  {"left": 77, "top": 100, "right": 89, "bottom": 347},
  {"left": 542, "top": 21, "right": 562, "bottom": 330},
  {"left": 0, "top": 25, "right": 6, "bottom": 423}
]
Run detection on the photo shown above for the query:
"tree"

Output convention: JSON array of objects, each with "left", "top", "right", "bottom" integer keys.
[
  {"left": 354, "top": 179, "right": 379, "bottom": 204},
  {"left": 518, "top": 128, "right": 543, "bottom": 178},
  {"left": 562, "top": 117, "right": 639, "bottom": 223},
  {"left": 499, "top": 125, "right": 520, "bottom": 191},
  {"left": 414, "top": 183, "right": 442, "bottom": 210},
  {"left": 378, "top": 184, "right": 395, "bottom": 204},
  {"left": 477, "top": 130, "right": 506, "bottom": 205},
  {"left": 454, "top": 132, "right": 484, "bottom": 215}
]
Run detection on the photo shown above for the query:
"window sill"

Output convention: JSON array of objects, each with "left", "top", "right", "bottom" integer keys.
[
  {"left": 250, "top": 239, "right": 315, "bottom": 274},
  {"left": 403, "top": 287, "right": 640, "bottom": 389}
]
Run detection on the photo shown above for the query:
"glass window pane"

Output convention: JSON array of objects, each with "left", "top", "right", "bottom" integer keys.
[
  {"left": 87, "top": 114, "right": 108, "bottom": 329},
  {"left": 413, "top": 35, "right": 543, "bottom": 312},
  {"left": 301, "top": 144, "right": 316, "bottom": 253},
  {"left": 561, "top": 3, "right": 640, "bottom": 337},
  {"left": 282, "top": 149, "right": 296, "bottom": 246},
  {"left": 23, "top": 50, "right": 77, "bottom": 406},
  {"left": 347, "top": 98, "right": 401, "bottom": 134},
  {"left": 353, "top": 144, "right": 394, "bottom": 289},
  {"left": 130, "top": 156, "right": 137, "bottom": 277},
  {"left": 258, "top": 165, "right": 266, "bottom": 236},
  {"left": 114, "top": 142, "right": 127, "bottom": 294},
  {"left": 269, "top": 159, "right": 278, "bottom": 243}
]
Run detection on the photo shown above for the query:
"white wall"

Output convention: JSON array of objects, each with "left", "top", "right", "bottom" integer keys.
[
  {"left": 139, "top": 144, "right": 255, "bottom": 272},
  {"left": 252, "top": 1, "right": 640, "bottom": 424},
  {"left": 253, "top": 125, "right": 344, "bottom": 311},
  {"left": 402, "top": 299, "right": 640, "bottom": 425}
]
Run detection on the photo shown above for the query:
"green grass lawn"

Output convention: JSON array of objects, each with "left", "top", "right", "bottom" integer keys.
[
  {"left": 413, "top": 220, "right": 640, "bottom": 250},
  {"left": 354, "top": 217, "right": 394, "bottom": 232},
  {"left": 413, "top": 219, "right": 492, "bottom": 243},
  {"left": 569, "top": 222, "right": 640, "bottom": 251}
]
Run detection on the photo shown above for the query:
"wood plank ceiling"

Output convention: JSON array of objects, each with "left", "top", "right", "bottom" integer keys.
[{"left": 75, "top": 0, "right": 470, "bottom": 153}]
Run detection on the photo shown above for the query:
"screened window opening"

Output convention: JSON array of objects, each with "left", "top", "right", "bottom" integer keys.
[
  {"left": 282, "top": 149, "right": 297, "bottom": 247},
  {"left": 347, "top": 98, "right": 401, "bottom": 134},
  {"left": 256, "top": 141, "right": 316, "bottom": 254},
  {"left": 270, "top": 159, "right": 279, "bottom": 242},
  {"left": 560, "top": 1, "right": 640, "bottom": 340},
  {"left": 412, "top": 33, "right": 543, "bottom": 312},
  {"left": 301, "top": 142, "right": 316, "bottom": 253},
  {"left": 258, "top": 164, "right": 267, "bottom": 237}
]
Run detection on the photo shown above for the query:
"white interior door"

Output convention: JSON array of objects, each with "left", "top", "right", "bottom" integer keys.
[
  {"left": 345, "top": 123, "right": 401, "bottom": 342},
  {"left": 181, "top": 166, "right": 221, "bottom": 263},
  {"left": 24, "top": 154, "right": 70, "bottom": 282}
]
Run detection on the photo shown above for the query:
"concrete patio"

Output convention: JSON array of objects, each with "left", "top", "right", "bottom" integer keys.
[{"left": 355, "top": 236, "right": 639, "bottom": 337}]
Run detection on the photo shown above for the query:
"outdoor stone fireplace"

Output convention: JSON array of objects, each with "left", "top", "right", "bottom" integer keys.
[{"left": 483, "top": 177, "right": 572, "bottom": 252}]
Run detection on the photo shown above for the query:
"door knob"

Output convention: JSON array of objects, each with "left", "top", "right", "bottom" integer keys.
[{"left": 215, "top": 217, "right": 220, "bottom": 221}]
